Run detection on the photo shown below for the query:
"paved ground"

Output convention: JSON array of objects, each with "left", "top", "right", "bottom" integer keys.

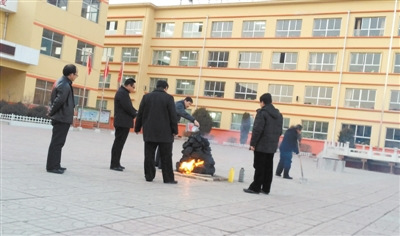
[{"left": 1, "top": 122, "right": 399, "bottom": 236}]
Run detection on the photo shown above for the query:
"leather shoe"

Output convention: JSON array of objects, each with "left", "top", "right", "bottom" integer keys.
[
  {"left": 110, "top": 166, "right": 123, "bottom": 171},
  {"left": 60, "top": 167, "right": 67, "bottom": 171},
  {"left": 275, "top": 173, "right": 281, "bottom": 177},
  {"left": 119, "top": 165, "right": 125, "bottom": 170},
  {"left": 261, "top": 190, "right": 269, "bottom": 195},
  {"left": 164, "top": 181, "right": 178, "bottom": 184},
  {"left": 283, "top": 176, "right": 293, "bottom": 179},
  {"left": 243, "top": 188, "right": 259, "bottom": 194},
  {"left": 47, "top": 168, "right": 64, "bottom": 174}
]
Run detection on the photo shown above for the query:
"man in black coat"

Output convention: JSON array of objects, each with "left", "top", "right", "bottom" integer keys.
[
  {"left": 46, "top": 64, "right": 78, "bottom": 174},
  {"left": 134, "top": 80, "right": 178, "bottom": 184},
  {"left": 244, "top": 93, "right": 283, "bottom": 194},
  {"left": 110, "top": 78, "right": 137, "bottom": 171}
]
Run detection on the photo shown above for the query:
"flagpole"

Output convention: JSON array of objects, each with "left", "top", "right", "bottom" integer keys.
[
  {"left": 79, "top": 52, "right": 91, "bottom": 129},
  {"left": 97, "top": 57, "right": 108, "bottom": 129},
  {"left": 119, "top": 61, "right": 125, "bottom": 87}
]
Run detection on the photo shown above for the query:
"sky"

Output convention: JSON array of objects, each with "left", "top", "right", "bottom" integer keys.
[{"left": 109, "top": 0, "right": 267, "bottom": 6}]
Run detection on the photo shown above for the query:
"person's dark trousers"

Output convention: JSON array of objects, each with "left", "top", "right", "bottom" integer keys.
[
  {"left": 110, "top": 127, "right": 130, "bottom": 168},
  {"left": 276, "top": 152, "right": 292, "bottom": 177},
  {"left": 155, "top": 147, "right": 162, "bottom": 169},
  {"left": 248, "top": 151, "right": 274, "bottom": 193},
  {"left": 46, "top": 121, "right": 71, "bottom": 170},
  {"left": 144, "top": 142, "right": 158, "bottom": 181},
  {"left": 158, "top": 142, "right": 175, "bottom": 183}
]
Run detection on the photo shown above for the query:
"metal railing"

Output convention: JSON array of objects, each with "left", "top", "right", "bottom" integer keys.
[{"left": 0, "top": 113, "right": 52, "bottom": 125}]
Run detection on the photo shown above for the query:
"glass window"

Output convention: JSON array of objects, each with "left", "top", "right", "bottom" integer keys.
[
  {"left": 385, "top": 128, "right": 400, "bottom": 148},
  {"left": 313, "top": 18, "right": 341, "bottom": 37},
  {"left": 152, "top": 50, "right": 171, "bottom": 66},
  {"left": 47, "top": 0, "right": 67, "bottom": 10},
  {"left": 242, "top": 20, "right": 265, "bottom": 38},
  {"left": 102, "top": 47, "right": 114, "bottom": 62},
  {"left": 282, "top": 117, "right": 290, "bottom": 134},
  {"left": 99, "top": 74, "right": 111, "bottom": 89},
  {"left": 394, "top": 53, "right": 400, "bottom": 73},
  {"left": 122, "top": 48, "right": 139, "bottom": 63},
  {"left": 121, "top": 75, "right": 136, "bottom": 85},
  {"left": 176, "top": 79, "right": 195, "bottom": 95},
  {"left": 208, "top": 51, "right": 229, "bottom": 68},
  {"left": 238, "top": 52, "right": 262, "bottom": 69},
  {"left": 156, "top": 23, "right": 175, "bottom": 38},
  {"left": 389, "top": 90, "right": 400, "bottom": 111},
  {"left": 40, "top": 29, "right": 63, "bottom": 59},
  {"left": 96, "top": 100, "right": 107, "bottom": 110},
  {"left": 74, "top": 87, "right": 89, "bottom": 107},
  {"left": 268, "top": 84, "right": 293, "bottom": 103},
  {"left": 302, "top": 120, "right": 329, "bottom": 140},
  {"left": 179, "top": 51, "right": 198, "bottom": 66},
  {"left": 106, "top": 21, "right": 118, "bottom": 35},
  {"left": 125, "top": 20, "right": 142, "bottom": 35},
  {"left": 271, "top": 52, "right": 297, "bottom": 70},
  {"left": 182, "top": 22, "right": 203, "bottom": 38},
  {"left": 308, "top": 52, "right": 337, "bottom": 71},
  {"left": 211, "top": 21, "right": 233, "bottom": 38},
  {"left": 354, "top": 17, "right": 385, "bottom": 36},
  {"left": 75, "top": 41, "right": 94, "bottom": 66},
  {"left": 342, "top": 124, "right": 372, "bottom": 145},
  {"left": 349, "top": 52, "right": 381, "bottom": 73},
  {"left": 81, "top": 0, "right": 100, "bottom": 23},
  {"left": 208, "top": 111, "right": 222, "bottom": 128},
  {"left": 179, "top": 109, "right": 192, "bottom": 124},
  {"left": 344, "top": 88, "right": 376, "bottom": 109},
  {"left": 33, "top": 80, "right": 54, "bottom": 106},
  {"left": 235, "top": 82, "right": 258, "bottom": 100},
  {"left": 149, "top": 78, "right": 167, "bottom": 92},
  {"left": 231, "top": 113, "right": 253, "bottom": 131},
  {"left": 276, "top": 19, "right": 302, "bottom": 37},
  {"left": 304, "top": 86, "right": 333, "bottom": 106},
  {"left": 204, "top": 81, "right": 225, "bottom": 98}
]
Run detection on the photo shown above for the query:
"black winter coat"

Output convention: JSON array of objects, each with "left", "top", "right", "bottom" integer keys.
[
  {"left": 250, "top": 104, "right": 283, "bottom": 153},
  {"left": 134, "top": 89, "right": 178, "bottom": 143},
  {"left": 48, "top": 76, "right": 75, "bottom": 124},
  {"left": 113, "top": 86, "right": 137, "bottom": 128}
]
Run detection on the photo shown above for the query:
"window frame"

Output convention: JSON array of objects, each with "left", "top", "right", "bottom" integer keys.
[
  {"left": 33, "top": 79, "right": 54, "bottom": 106},
  {"left": 234, "top": 82, "right": 258, "bottom": 100},
  {"left": 125, "top": 20, "right": 143, "bottom": 35},
  {"left": 349, "top": 52, "right": 381, "bottom": 73},
  {"left": 313, "top": 18, "right": 341, "bottom": 37},
  {"left": 354, "top": 17, "right": 385, "bottom": 36},
  {"left": 301, "top": 120, "right": 329, "bottom": 140},
  {"left": 230, "top": 113, "right": 254, "bottom": 131},
  {"left": 99, "top": 74, "right": 111, "bottom": 89},
  {"left": 102, "top": 47, "right": 114, "bottom": 62},
  {"left": 156, "top": 22, "right": 175, "bottom": 38},
  {"left": 385, "top": 128, "right": 400, "bottom": 148},
  {"left": 106, "top": 21, "right": 118, "bottom": 35},
  {"left": 238, "top": 51, "right": 262, "bottom": 69},
  {"left": 121, "top": 47, "right": 139, "bottom": 63},
  {"left": 394, "top": 53, "right": 400, "bottom": 73},
  {"left": 342, "top": 124, "right": 372, "bottom": 145},
  {"left": 211, "top": 21, "right": 233, "bottom": 38},
  {"left": 344, "top": 88, "right": 376, "bottom": 109},
  {"left": 304, "top": 86, "right": 333, "bottom": 106},
  {"left": 208, "top": 111, "right": 222, "bottom": 128},
  {"left": 271, "top": 52, "right": 298, "bottom": 70},
  {"left": 308, "top": 52, "right": 337, "bottom": 71},
  {"left": 389, "top": 90, "right": 400, "bottom": 111},
  {"left": 176, "top": 79, "right": 195, "bottom": 95},
  {"left": 47, "top": 0, "right": 67, "bottom": 10},
  {"left": 208, "top": 51, "right": 229, "bottom": 68},
  {"left": 204, "top": 81, "right": 225, "bottom": 98},
  {"left": 40, "top": 28, "right": 63, "bottom": 59},
  {"left": 81, "top": 0, "right": 100, "bottom": 23},
  {"left": 152, "top": 50, "right": 171, "bottom": 66},
  {"left": 275, "top": 19, "right": 302, "bottom": 37},
  {"left": 149, "top": 78, "right": 167, "bottom": 92},
  {"left": 268, "top": 84, "right": 293, "bottom": 103},
  {"left": 242, "top": 20, "right": 266, "bottom": 38},
  {"left": 75, "top": 41, "right": 94, "bottom": 66},
  {"left": 179, "top": 51, "right": 198, "bottom": 66},
  {"left": 182, "top": 22, "right": 203, "bottom": 38}
]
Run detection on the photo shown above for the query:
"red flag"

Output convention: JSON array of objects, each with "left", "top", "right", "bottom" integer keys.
[
  {"left": 103, "top": 60, "right": 109, "bottom": 80},
  {"left": 87, "top": 54, "right": 92, "bottom": 75},
  {"left": 117, "top": 62, "right": 124, "bottom": 85}
]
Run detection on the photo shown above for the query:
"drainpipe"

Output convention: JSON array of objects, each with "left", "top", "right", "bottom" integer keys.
[
  {"left": 195, "top": 15, "right": 209, "bottom": 110},
  {"left": 331, "top": 10, "right": 350, "bottom": 142},
  {"left": 377, "top": 0, "right": 398, "bottom": 148},
  {"left": 2, "top": 12, "right": 9, "bottom": 39}
]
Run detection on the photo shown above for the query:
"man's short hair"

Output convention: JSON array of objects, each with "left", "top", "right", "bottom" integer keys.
[
  {"left": 63, "top": 64, "right": 77, "bottom": 76},
  {"left": 124, "top": 78, "right": 136, "bottom": 86},
  {"left": 156, "top": 80, "right": 169, "bottom": 89},
  {"left": 295, "top": 124, "right": 303, "bottom": 131},
  {"left": 259, "top": 93, "right": 272, "bottom": 105},
  {"left": 184, "top": 97, "right": 193, "bottom": 103}
]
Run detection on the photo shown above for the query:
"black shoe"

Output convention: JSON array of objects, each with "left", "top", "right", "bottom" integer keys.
[
  {"left": 275, "top": 173, "right": 281, "bottom": 177},
  {"left": 261, "top": 190, "right": 269, "bottom": 195},
  {"left": 47, "top": 168, "right": 64, "bottom": 174},
  {"left": 164, "top": 181, "right": 178, "bottom": 184},
  {"left": 110, "top": 166, "right": 123, "bottom": 171},
  {"left": 243, "top": 188, "right": 259, "bottom": 194},
  {"left": 119, "top": 165, "right": 125, "bottom": 170},
  {"left": 283, "top": 176, "right": 293, "bottom": 179},
  {"left": 60, "top": 167, "right": 67, "bottom": 171}
]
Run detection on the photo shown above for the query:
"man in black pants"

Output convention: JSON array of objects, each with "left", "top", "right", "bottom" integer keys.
[
  {"left": 110, "top": 78, "right": 137, "bottom": 171},
  {"left": 46, "top": 64, "right": 78, "bottom": 174}
]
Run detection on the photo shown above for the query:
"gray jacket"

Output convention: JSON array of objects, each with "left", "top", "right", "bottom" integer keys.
[{"left": 48, "top": 76, "right": 75, "bottom": 124}]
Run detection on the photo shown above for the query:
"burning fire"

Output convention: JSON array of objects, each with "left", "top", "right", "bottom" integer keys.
[{"left": 179, "top": 159, "right": 204, "bottom": 174}]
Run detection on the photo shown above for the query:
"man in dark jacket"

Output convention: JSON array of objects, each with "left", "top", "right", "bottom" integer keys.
[
  {"left": 46, "top": 64, "right": 78, "bottom": 174},
  {"left": 134, "top": 80, "right": 178, "bottom": 184},
  {"left": 175, "top": 97, "right": 200, "bottom": 127},
  {"left": 244, "top": 93, "right": 283, "bottom": 194},
  {"left": 276, "top": 124, "right": 302, "bottom": 179},
  {"left": 110, "top": 78, "right": 137, "bottom": 171}
]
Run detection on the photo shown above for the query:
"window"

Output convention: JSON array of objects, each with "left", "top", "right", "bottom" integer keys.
[
  {"left": 208, "top": 51, "right": 229, "bottom": 68},
  {"left": 204, "top": 81, "right": 225, "bottom": 98},
  {"left": 385, "top": 128, "right": 400, "bottom": 148},
  {"left": 313, "top": 18, "right": 341, "bottom": 37},
  {"left": 344, "top": 88, "right": 376, "bottom": 109},
  {"left": 282, "top": 117, "right": 290, "bottom": 134},
  {"left": 211, "top": 21, "right": 233, "bottom": 38},
  {"left": 96, "top": 100, "right": 107, "bottom": 110},
  {"left": 349, "top": 52, "right": 381, "bottom": 73},
  {"left": 238, "top": 52, "right": 262, "bottom": 69},
  {"left": 156, "top": 23, "right": 175, "bottom": 38},
  {"left": 389, "top": 90, "right": 400, "bottom": 111},
  {"left": 308, "top": 53, "right": 337, "bottom": 71},
  {"left": 47, "top": 0, "right": 67, "bottom": 10},
  {"left": 125, "top": 20, "right": 142, "bottom": 35},
  {"left": 75, "top": 41, "right": 94, "bottom": 66},
  {"left": 208, "top": 111, "right": 222, "bottom": 128},
  {"left": 342, "top": 124, "right": 371, "bottom": 145},
  {"left": 33, "top": 80, "right": 54, "bottom": 106},
  {"left": 74, "top": 87, "right": 89, "bottom": 107},
  {"left": 354, "top": 17, "right": 385, "bottom": 36},
  {"left": 81, "top": 0, "right": 100, "bottom": 23},
  {"left": 102, "top": 48, "right": 114, "bottom": 62},
  {"left": 40, "top": 29, "right": 63, "bottom": 59},
  {"left": 121, "top": 75, "right": 136, "bottom": 85},
  {"left": 242, "top": 20, "right": 265, "bottom": 38},
  {"left": 235, "top": 82, "right": 258, "bottom": 100},
  {"left": 149, "top": 78, "right": 167, "bottom": 92},
  {"left": 268, "top": 84, "right": 293, "bottom": 103},
  {"left": 231, "top": 113, "right": 253, "bottom": 130},
  {"left": 271, "top": 52, "right": 297, "bottom": 70},
  {"left": 179, "top": 109, "right": 192, "bottom": 124},
  {"left": 176, "top": 79, "right": 195, "bottom": 95},
  {"left": 152, "top": 50, "right": 171, "bottom": 66},
  {"left": 302, "top": 120, "right": 328, "bottom": 140},
  {"left": 106, "top": 21, "right": 118, "bottom": 35},
  {"left": 276, "top": 19, "right": 302, "bottom": 37},
  {"left": 179, "top": 51, "right": 198, "bottom": 66},
  {"left": 99, "top": 74, "right": 111, "bottom": 89},
  {"left": 122, "top": 48, "right": 139, "bottom": 63},
  {"left": 182, "top": 22, "right": 203, "bottom": 38},
  {"left": 304, "top": 86, "right": 333, "bottom": 106},
  {"left": 394, "top": 53, "right": 400, "bottom": 73}
]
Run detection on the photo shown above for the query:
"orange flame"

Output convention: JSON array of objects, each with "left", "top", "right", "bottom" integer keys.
[{"left": 179, "top": 159, "right": 204, "bottom": 174}]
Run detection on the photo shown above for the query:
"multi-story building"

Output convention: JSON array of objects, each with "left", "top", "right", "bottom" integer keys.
[{"left": 0, "top": 0, "right": 108, "bottom": 122}]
